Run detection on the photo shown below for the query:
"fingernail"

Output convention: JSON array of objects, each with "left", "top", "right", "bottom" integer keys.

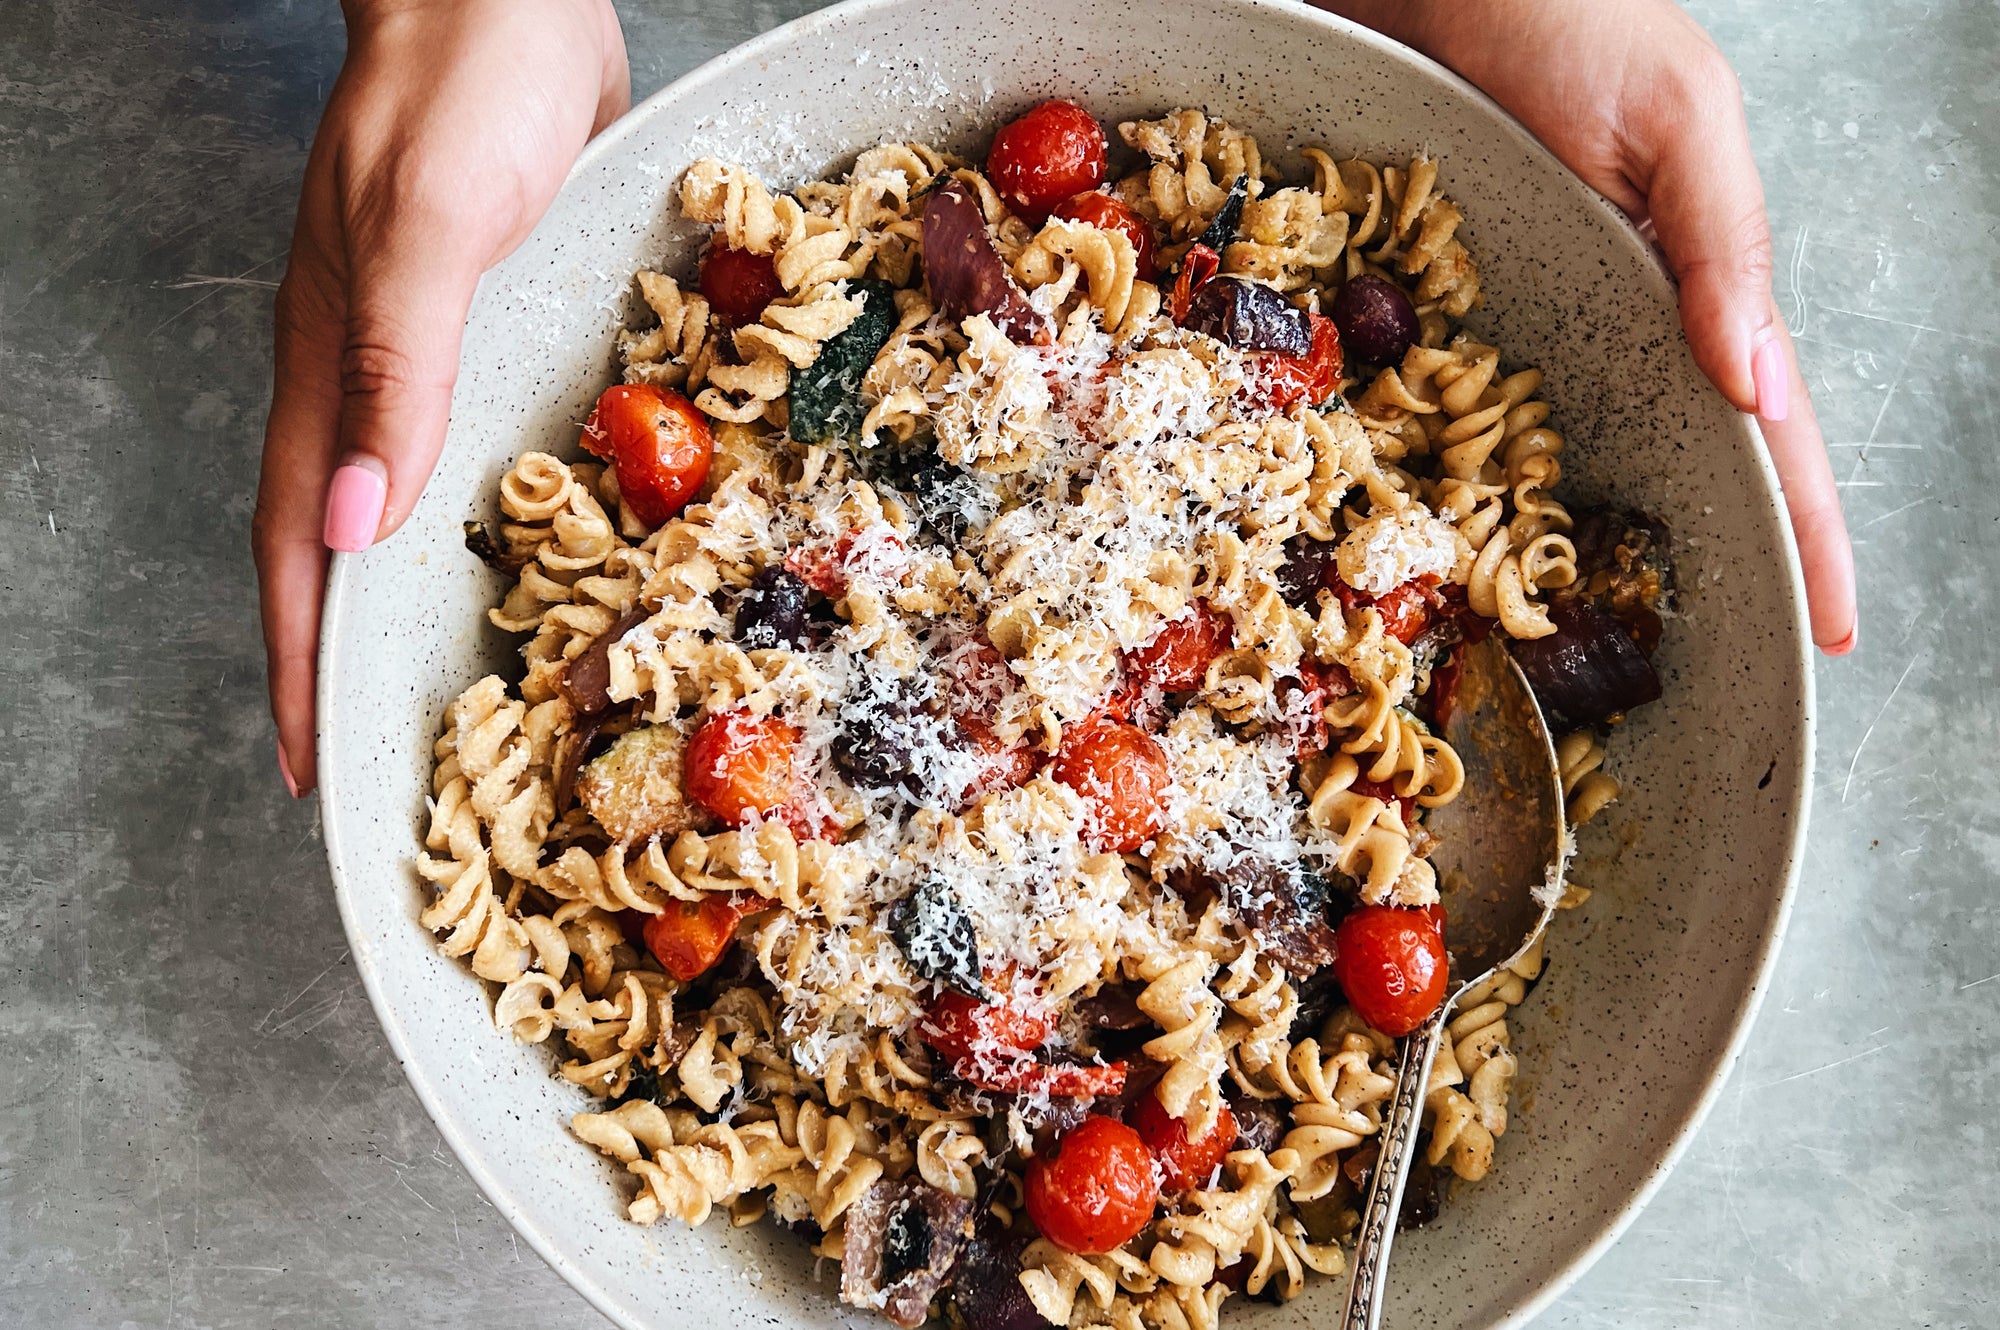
[
  {"left": 1820, "top": 625, "right": 1857, "bottom": 657},
  {"left": 324, "top": 460, "right": 387, "bottom": 552},
  {"left": 278, "top": 739, "right": 302, "bottom": 799},
  {"left": 1752, "top": 337, "right": 1790, "bottom": 422}
]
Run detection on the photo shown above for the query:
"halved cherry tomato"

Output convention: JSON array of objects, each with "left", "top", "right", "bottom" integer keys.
[
  {"left": 1332, "top": 577, "right": 1434, "bottom": 646},
  {"left": 1052, "top": 191, "right": 1158, "bottom": 282},
  {"left": 1242, "top": 313, "right": 1344, "bottom": 414},
  {"left": 920, "top": 987, "right": 1056, "bottom": 1064},
  {"left": 643, "top": 893, "right": 754, "bottom": 982},
  {"left": 783, "top": 526, "right": 910, "bottom": 598},
  {"left": 1332, "top": 904, "right": 1449, "bottom": 1037},
  {"left": 580, "top": 383, "right": 714, "bottom": 527},
  {"left": 1049, "top": 717, "right": 1170, "bottom": 853},
  {"left": 1168, "top": 243, "right": 1221, "bottom": 324},
  {"left": 958, "top": 715, "right": 1041, "bottom": 799},
  {"left": 1124, "top": 601, "right": 1234, "bottom": 694},
  {"left": 683, "top": 710, "right": 801, "bottom": 825},
  {"left": 986, "top": 100, "right": 1108, "bottom": 226},
  {"left": 1350, "top": 777, "right": 1418, "bottom": 826},
  {"left": 1130, "top": 1092, "right": 1237, "bottom": 1193},
  {"left": 1278, "top": 659, "right": 1351, "bottom": 759},
  {"left": 699, "top": 242, "right": 784, "bottom": 327},
  {"left": 1025, "top": 1115, "right": 1161, "bottom": 1254},
  {"left": 969, "top": 1057, "right": 1129, "bottom": 1098}
]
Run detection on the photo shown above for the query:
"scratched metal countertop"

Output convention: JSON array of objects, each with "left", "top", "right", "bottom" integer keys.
[{"left": 2, "top": 1, "right": 1994, "bottom": 1326}]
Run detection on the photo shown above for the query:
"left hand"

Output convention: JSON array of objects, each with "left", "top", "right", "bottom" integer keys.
[{"left": 1324, "top": 0, "right": 1857, "bottom": 655}]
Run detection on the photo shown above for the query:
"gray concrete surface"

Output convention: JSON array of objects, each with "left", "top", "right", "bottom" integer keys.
[{"left": 1, "top": 0, "right": 1994, "bottom": 1326}]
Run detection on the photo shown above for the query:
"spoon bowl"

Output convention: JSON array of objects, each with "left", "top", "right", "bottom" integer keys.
[{"left": 1339, "top": 634, "right": 1569, "bottom": 1330}]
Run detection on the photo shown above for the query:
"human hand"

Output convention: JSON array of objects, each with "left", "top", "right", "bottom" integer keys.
[
  {"left": 253, "top": 0, "right": 629, "bottom": 796},
  {"left": 1323, "top": 0, "right": 1858, "bottom": 656}
]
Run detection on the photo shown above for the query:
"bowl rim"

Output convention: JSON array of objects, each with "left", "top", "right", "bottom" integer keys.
[{"left": 318, "top": 1, "right": 1816, "bottom": 1325}]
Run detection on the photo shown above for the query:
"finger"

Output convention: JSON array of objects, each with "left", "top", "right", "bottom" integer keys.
[
  {"left": 1630, "top": 45, "right": 1776, "bottom": 416},
  {"left": 325, "top": 207, "right": 485, "bottom": 551},
  {"left": 1756, "top": 317, "right": 1857, "bottom": 654},
  {"left": 254, "top": 165, "right": 349, "bottom": 795}
]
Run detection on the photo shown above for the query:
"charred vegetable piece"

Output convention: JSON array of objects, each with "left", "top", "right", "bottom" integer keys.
[
  {"left": 913, "top": 463, "right": 992, "bottom": 545},
  {"left": 559, "top": 604, "right": 651, "bottom": 715},
  {"left": 575, "top": 723, "right": 702, "bottom": 844},
  {"left": 1224, "top": 1088, "right": 1285, "bottom": 1154},
  {"left": 1508, "top": 598, "right": 1664, "bottom": 726},
  {"left": 880, "top": 1200, "right": 933, "bottom": 1289},
  {"left": 787, "top": 278, "right": 898, "bottom": 444},
  {"left": 1565, "top": 507, "right": 1674, "bottom": 655},
  {"left": 841, "top": 1179, "right": 975, "bottom": 1330},
  {"left": 1195, "top": 173, "right": 1248, "bottom": 251},
  {"left": 1276, "top": 534, "right": 1339, "bottom": 605},
  {"left": 891, "top": 874, "right": 989, "bottom": 999},
  {"left": 1184, "top": 276, "right": 1312, "bottom": 356},
  {"left": 921, "top": 179, "right": 1047, "bottom": 342},
  {"left": 1330, "top": 273, "right": 1421, "bottom": 366},
  {"left": 463, "top": 521, "right": 533, "bottom": 575},
  {"left": 947, "top": 1212, "right": 1044, "bottom": 1330},
  {"left": 734, "top": 566, "right": 813, "bottom": 650}
]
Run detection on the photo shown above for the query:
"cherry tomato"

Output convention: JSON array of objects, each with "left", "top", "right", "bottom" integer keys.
[
  {"left": 1243, "top": 313, "right": 1344, "bottom": 414},
  {"left": 1168, "top": 243, "right": 1221, "bottom": 324},
  {"left": 1332, "top": 904, "right": 1449, "bottom": 1037},
  {"left": 986, "top": 100, "right": 1108, "bottom": 226},
  {"left": 1125, "top": 601, "right": 1234, "bottom": 693},
  {"left": 919, "top": 987, "right": 1056, "bottom": 1065},
  {"left": 699, "top": 242, "right": 784, "bottom": 327},
  {"left": 683, "top": 710, "right": 801, "bottom": 825},
  {"left": 642, "top": 893, "right": 753, "bottom": 982},
  {"left": 1025, "top": 1115, "right": 1161, "bottom": 1254},
  {"left": 969, "top": 1057, "right": 1129, "bottom": 1098},
  {"left": 1052, "top": 191, "right": 1158, "bottom": 282},
  {"left": 580, "top": 383, "right": 714, "bottom": 527},
  {"left": 1349, "top": 777, "right": 1418, "bottom": 825},
  {"left": 1333, "top": 577, "right": 1434, "bottom": 646},
  {"left": 958, "top": 715, "right": 1041, "bottom": 799},
  {"left": 1049, "top": 718, "right": 1170, "bottom": 853},
  {"left": 1130, "top": 1093, "right": 1236, "bottom": 1193}
]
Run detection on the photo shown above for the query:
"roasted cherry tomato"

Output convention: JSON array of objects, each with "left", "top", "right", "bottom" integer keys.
[
  {"left": 1025, "top": 1115, "right": 1162, "bottom": 1254},
  {"left": 958, "top": 715, "right": 1042, "bottom": 799},
  {"left": 580, "top": 383, "right": 714, "bottom": 527},
  {"left": 1168, "top": 243, "right": 1222, "bottom": 324},
  {"left": 986, "top": 100, "right": 1108, "bottom": 225},
  {"left": 1130, "top": 1093, "right": 1237, "bottom": 1193},
  {"left": 919, "top": 986, "right": 1057, "bottom": 1065},
  {"left": 1049, "top": 717, "right": 1170, "bottom": 853},
  {"left": 1332, "top": 577, "right": 1434, "bottom": 646},
  {"left": 1052, "top": 191, "right": 1158, "bottom": 282},
  {"left": 683, "top": 709, "right": 801, "bottom": 825},
  {"left": 642, "top": 893, "right": 754, "bottom": 982},
  {"left": 1332, "top": 904, "right": 1449, "bottom": 1037},
  {"left": 1243, "top": 313, "right": 1344, "bottom": 414},
  {"left": 970, "top": 1057, "right": 1129, "bottom": 1099},
  {"left": 1349, "top": 776, "right": 1418, "bottom": 826},
  {"left": 698, "top": 242, "right": 784, "bottom": 327},
  {"left": 1125, "top": 601, "right": 1234, "bottom": 693}
]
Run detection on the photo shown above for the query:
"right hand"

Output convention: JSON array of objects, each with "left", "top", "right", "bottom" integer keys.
[{"left": 253, "top": 0, "right": 629, "bottom": 796}]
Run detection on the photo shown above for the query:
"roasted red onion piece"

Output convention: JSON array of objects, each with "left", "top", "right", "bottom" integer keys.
[
  {"left": 1330, "top": 273, "right": 1420, "bottom": 366},
  {"left": 1509, "top": 599, "right": 1663, "bottom": 726},
  {"left": 947, "top": 1211, "right": 1046, "bottom": 1330},
  {"left": 558, "top": 604, "right": 651, "bottom": 715},
  {"left": 1185, "top": 276, "right": 1311, "bottom": 356},
  {"left": 921, "top": 179, "right": 1046, "bottom": 343}
]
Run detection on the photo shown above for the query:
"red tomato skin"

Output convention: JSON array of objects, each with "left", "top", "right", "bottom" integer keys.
[
  {"left": 1126, "top": 601, "right": 1234, "bottom": 693},
  {"left": 699, "top": 243, "right": 785, "bottom": 327},
  {"left": 920, "top": 988, "right": 1056, "bottom": 1065},
  {"left": 986, "top": 101, "right": 1109, "bottom": 225},
  {"left": 642, "top": 894, "right": 749, "bottom": 981},
  {"left": 1240, "top": 314, "right": 1344, "bottom": 415},
  {"left": 1333, "top": 578, "right": 1434, "bottom": 646},
  {"left": 683, "top": 710, "right": 800, "bottom": 825},
  {"left": 1052, "top": 192, "right": 1158, "bottom": 282},
  {"left": 1025, "top": 1115, "right": 1162, "bottom": 1254},
  {"left": 966, "top": 1057, "right": 1129, "bottom": 1098},
  {"left": 1349, "top": 777, "right": 1418, "bottom": 826},
  {"left": 958, "top": 715, "right": 1042, "bottom": 800},
  {"left": 1049, "top": 718, "right": 1170, "bottom": 853},
  {"left": 581, "top": 384, "right": 714, "bottom": 527},
  {"left": 1129, "top": 1093, "right": 1237, "bottom": 1193},
  {"left": 1332, "top": 905, "right": 1450, "bottom": 1037}
]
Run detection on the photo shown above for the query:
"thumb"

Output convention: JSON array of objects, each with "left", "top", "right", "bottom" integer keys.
[
  {"left": 322, "top": 231, "right": 483, "bottom": 552},
  {"left": 1632, "top": 52, "right": 1778, "bottom": 417}
]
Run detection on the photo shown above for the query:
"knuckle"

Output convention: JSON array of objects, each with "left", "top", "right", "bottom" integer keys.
[{"left": 339, "top": 333, "right": 437, "bottom": 402}]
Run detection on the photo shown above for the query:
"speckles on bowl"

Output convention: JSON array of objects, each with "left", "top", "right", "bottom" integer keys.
[{"left": 316, "top": 3, "right": 1810, "bottom": 1329}]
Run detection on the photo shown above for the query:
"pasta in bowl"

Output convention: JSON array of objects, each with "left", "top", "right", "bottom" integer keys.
[{"left": 318, "top": 4, "right": 1811, "bottom": 1330}]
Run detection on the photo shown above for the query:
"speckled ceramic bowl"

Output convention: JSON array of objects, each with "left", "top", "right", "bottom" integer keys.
[{"left": 319, "top": 1, "right": 1814, "bottom": 1325}]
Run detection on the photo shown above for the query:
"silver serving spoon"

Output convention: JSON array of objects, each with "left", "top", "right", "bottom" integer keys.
[{"left": 1337, "top": 634, "right": 1570, "bottom": 1330}]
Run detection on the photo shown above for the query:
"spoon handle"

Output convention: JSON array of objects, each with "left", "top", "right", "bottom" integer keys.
[{"left": 1338, "top": 1003, "right": 1453, "bottom": 1330}]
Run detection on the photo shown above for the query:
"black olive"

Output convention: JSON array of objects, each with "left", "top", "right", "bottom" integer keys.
[
  {"left": 1330, "top": 274, "right": 1420, "bottom": 366},
  {"left": 1185, "top": 276, "right": 1312, "bottom": 356},
  {"left": 734, "top": 566, "right": 812, "bottom": 650},
  {"left": 1276, "top": 535, "right": 1338, "bottom": 605}
]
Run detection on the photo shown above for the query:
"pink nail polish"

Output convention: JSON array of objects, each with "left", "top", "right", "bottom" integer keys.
[
  {"left": 324, "top": 462, "right": 387, "bottom": 552},
  {"left": 279, "top": 739, "right": 302, "bottom": 798},
  {"left": 1752, "top": 338, "right": 1790, "bottom": 422}
]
